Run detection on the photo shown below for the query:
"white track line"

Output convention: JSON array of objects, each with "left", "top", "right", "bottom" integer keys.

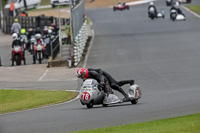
[{"left": 38, "top": 70, "right": 49, "bottom": 81}]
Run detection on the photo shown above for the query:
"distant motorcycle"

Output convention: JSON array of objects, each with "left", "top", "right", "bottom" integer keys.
[
  {"left": 170, "top": 9, "right": 177, "bottom": 21},
  {"left": 43, "top": 37, "right": 51, "bottom": 58},
  {"left": 170, "top": 9, "right": 186, "bottom": 21},
  {"left": 148, "top": 7, "right": 157, "bottom": 20},
  {"left": 166, "top": 0, "right": 173, "bottom": 6},
  {"left": 34, "top": 43, "right": 45, "bottom": 64},
  {"left": 20, "top": 35, "right": 27, "bottom": 50},
  {"left": 79, "top": 79, "right": 142, "bottom": 108},
  {"left": 12, "top": 46, "right": 25, "bottom": 66},
  {"left": 29, "top": 36, "right": 36, "bottom": 54},
  {"left": 113, "top": 3, "right": 129, "bottom": 11}
]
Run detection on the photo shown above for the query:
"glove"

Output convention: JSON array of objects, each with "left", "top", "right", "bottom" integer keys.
[{"left": 98, "top": 82, "right": 105, "bottom": 90}]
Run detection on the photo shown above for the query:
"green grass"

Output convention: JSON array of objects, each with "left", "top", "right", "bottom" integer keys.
[
  {"left": 0, "top": 89, "right": 78, "bottom": 114},
  {"left": 71, "top": 113, "right": 200, "bottom": 133},
  {"left": 187, "top": 5, "right": 200, "bottom": 15}
]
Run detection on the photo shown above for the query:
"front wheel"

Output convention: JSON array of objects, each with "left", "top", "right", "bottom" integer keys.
[
  {"left": 127, "top": 6, "right": 129, "bottom": 10},
  {"left": 102, "top": 104, "right": 108, "bottom": 107},
  {"left": 15, "top": 55, "right": 21, "bottom": 66},
  {"left": 86, "top": 101, "right": 94, "bottom": 108},
  {"left": 131, "top": 99, "right": 138, "bottom": 104}
]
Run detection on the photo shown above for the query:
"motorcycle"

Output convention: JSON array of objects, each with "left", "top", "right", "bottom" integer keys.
[
  {"left": 34, "top": 43, "right": 45, "bottom": 64},
  {"left": 20, "top": 35, "right": 27, "bottom": 50},
  {"left": 166, "top": 0, "right": 173, "bottom": 6},
  {"left": 42, "top": 36, "right": 51, "bottom": 58},
  {"left": 170, "top": 9, "right": 177, "bottom": 21},
  {"left": 148, "top": 7, "right": 156, "bottom": 20},
  {"left": 170, "top": 9, "right": 186, "bottom": 21},
  {"left": 79, "top": 79, "right": 142, "bottom": 108},
  {"left": 12, "top": 46, "right": 25, "bottom": 66},
  {"left": 29, "top": 36, "right": 36, "bottom": 54}
]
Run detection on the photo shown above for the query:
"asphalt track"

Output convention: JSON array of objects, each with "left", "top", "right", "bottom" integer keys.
[{"left": 1, "top": 0, "right": 200, "bottom": 133}]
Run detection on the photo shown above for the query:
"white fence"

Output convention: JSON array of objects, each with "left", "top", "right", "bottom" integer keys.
[{"left": 73, "top": 21, "right": 88, "bottom": 66}]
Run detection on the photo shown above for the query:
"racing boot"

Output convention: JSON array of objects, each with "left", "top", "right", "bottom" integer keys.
[
  {"left": 11, "top": 60, "right": 14, "bottom": 66},
  {"left": 103, "top": 93, "right": 109, "bottom": 104},
  {"left": 123, "top": 94, "right": 130, "bottom": 102},
  {"left": 130, "top": 80, "right": 135, "bottom": 86}
]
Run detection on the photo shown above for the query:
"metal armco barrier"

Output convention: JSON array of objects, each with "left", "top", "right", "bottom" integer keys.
[{"left": 51, "top": 35, "right": 60, "bottom": 60}]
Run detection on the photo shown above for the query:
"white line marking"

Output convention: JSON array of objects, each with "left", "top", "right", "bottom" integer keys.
[{"left": 38, "top": 70, "right": 49, "bottom": 81}]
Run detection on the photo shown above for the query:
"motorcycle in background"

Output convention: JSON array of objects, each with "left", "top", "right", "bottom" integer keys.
[
  {"left": 34, "top": 43, "right": 45, "bottom": 64},
  {"left": 148, "top": 7, "right": 156, "bottom": 20},
  {"left": 20, "top": 34, "right": 27, "bottom": 50},
  {"left": 12, "top": 46, "right": 25, "bottom": 66},
  {"left": 29, "top": 36, "right": 36, "bottom": 54}
]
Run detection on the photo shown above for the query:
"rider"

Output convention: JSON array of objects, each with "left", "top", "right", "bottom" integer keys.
[
  {"left": 32, "top": 33, "right": 44, "bottom": 64},
  {"left": 88, "top": 68, "right": 134, "bottom": 102},
  {"left": 174, "top": 1, "right": 185, "bottom": 16},
  {"left": 12, "top": 33, "right": 22, "bottom": 48},
  {"left": 11, "top": 33, "right": 26, "bottom": 65},
  {"left": 43, "top": 26, "right": 50, "bottom": 38},
  {"left": 11, "top": 18, "right": 21, "bottom": 37},
  {"left": 76, "top": 68, "right": 111, "bottom": 99},
  {"left": 20, "top": 29, "right": 28, "bottom": 49},
  {"left": 148, "top": 2, "right": 157, "bottom": 15},
  {"left": 27, "top": 28, "right": 35, "bottom": 50}
]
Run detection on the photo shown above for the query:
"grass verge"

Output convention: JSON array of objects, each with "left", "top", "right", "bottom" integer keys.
[
  {"left": 71, "top": 113, "right": 200, "bottom": 133},
  {"left": 0, "top": 89, "right": 78, "bottom": 114},
  {"left": 187, "top": 5, "right": 200, "bottom": 15}
]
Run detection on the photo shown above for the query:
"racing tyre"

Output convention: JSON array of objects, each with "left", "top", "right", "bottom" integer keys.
[
  {"left": 131, "top": 99, "right": 138, "bottom": 104},
  {"left": 113, "top": 7, "right": 116, "bottom": 11},
  {"left": 87, "top": 101, "right": 94, "bottom": 108},
  {"left": 102, "top": 104, "right": 108, "bottom": 107},
  {"left": 15, "top": 55, "right": 21, "bottom": 66},
  {"left": 127, "top": 6, "right": 129, "bottom": 10}
]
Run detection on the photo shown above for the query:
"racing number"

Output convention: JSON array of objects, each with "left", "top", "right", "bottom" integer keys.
[{"left": 81, "top": 92, "right": 90, "bottom": 101}]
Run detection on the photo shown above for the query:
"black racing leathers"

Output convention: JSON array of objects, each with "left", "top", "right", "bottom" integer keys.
[
  {"left": 12, "top": 39, "right": 22, "bottom": 48},
  {"left": 86, "top": 70, "right": 111, "bottom": 94},
  {"left": 88, "top": 68, "right": 133, "bottom": 99}
]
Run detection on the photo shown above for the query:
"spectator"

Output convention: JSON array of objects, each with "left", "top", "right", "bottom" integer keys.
[{"left": 9, "top": 1, "right": 14, "bottom": 16}]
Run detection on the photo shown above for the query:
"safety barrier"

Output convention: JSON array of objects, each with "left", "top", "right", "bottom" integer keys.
[
  {"left": 51, "top": 35, "right": 60, "bottom": 60},
  {"left": 73, "top": 21, "right": 88, "bottom": 66}
]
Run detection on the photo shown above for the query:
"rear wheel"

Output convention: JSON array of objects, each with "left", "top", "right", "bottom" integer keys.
[{"left": 131, "top": 99, "right": 138, "bottom": 104}]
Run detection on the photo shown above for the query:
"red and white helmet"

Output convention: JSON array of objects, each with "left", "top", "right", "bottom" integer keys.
[{"left": 76, "top": 68, "right": 89, "bottom": 79}]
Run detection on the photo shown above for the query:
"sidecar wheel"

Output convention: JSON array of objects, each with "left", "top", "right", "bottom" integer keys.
[
  {"left": 86, "top": 101, "right": 94, "bottom": 108},
  {"left": 131, "top": 99, "right": 138, "bottom": 104},
  {"left": 102, "top": 104, "right": 108, "bottom": 107}
]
